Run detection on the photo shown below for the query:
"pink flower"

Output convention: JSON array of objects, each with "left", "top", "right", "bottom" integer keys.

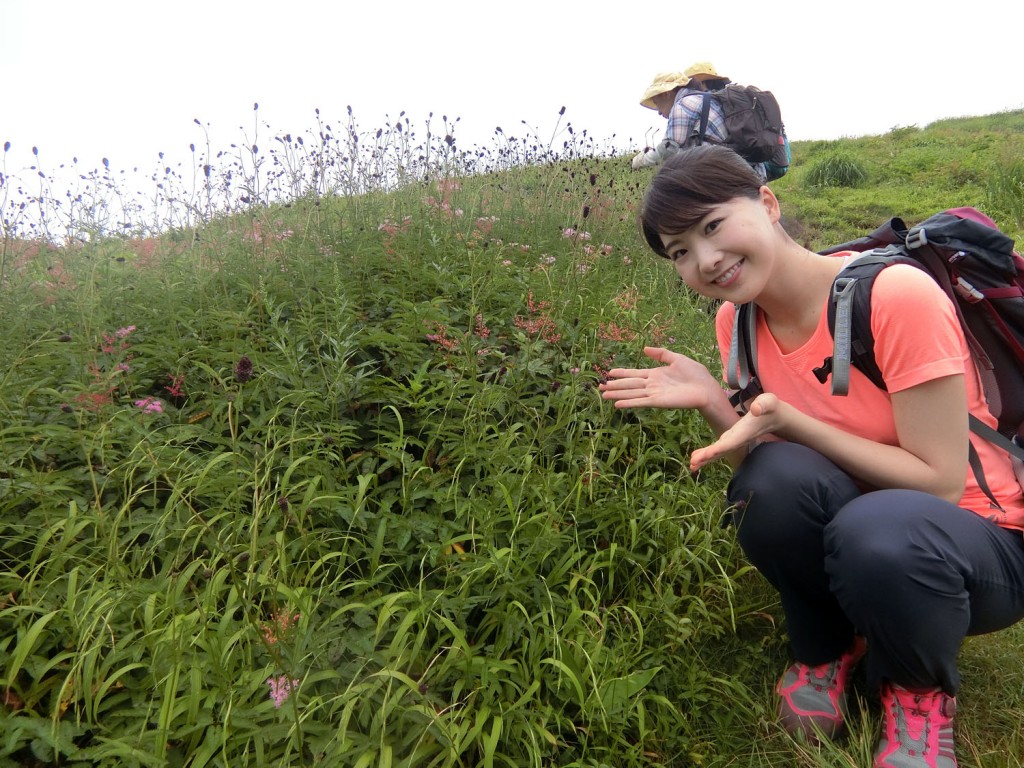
[
  {"left": 267, "top": 675, "right": 300, "bottom": 708},
  {"left": 165, "top": 374, "right": 185, "bottom": 398},
  {"left": 514, "top": 291, "right": 561, "bottom": 344},
  {"left": 134, "top": 398, "right": 163, "bottom": 414},
  {"left": 116, "top": 325, "right": 137, "bottom": 338},
  {"left": 598, "top": 322, "right": 638, "bottom": 342},
  {"left": 561, "top": 228, "right": 591, "bottom": 242},
  {"left": 474, "top": 314, "right": 491, "bottom": 339},
  {"left": 75, "top": 392, "right": 112, "bottom": 411},
  {"left": 261, "top": 610, "right": 300, "bottom": 645},
  {"left": 474, "top": 216, "right": 498, "bottom": 236},
  {"left": 614, "top": 288, "right": 640, "bottom": 311},
  {"left": 425, "top": 322, "right": 459, "bottom": 351}
]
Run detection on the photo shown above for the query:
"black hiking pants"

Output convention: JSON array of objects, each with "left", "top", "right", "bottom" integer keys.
[{"left": 728, "top": 441, "right": 1024, "bottom": 695}]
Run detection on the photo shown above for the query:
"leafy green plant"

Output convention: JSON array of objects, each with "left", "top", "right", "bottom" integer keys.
[
  {"left": 987, "top": 154, "right": 1024, "bottom": 226},
  {"left": 2, "top": 108, "right": 1024, "bottom": 768},
  {"left": 803, "top": 151, "right": 869, "bottom": 188}
]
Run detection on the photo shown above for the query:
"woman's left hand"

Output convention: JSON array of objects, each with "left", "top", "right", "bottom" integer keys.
[
  {"left": 689, "top": 393, "right": 783, "bottom": 470},
  {"left": 600, "top": 347, "right": 721, "bottom": 411}
]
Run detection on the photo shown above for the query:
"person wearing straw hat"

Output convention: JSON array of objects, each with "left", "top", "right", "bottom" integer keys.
[
  {"left": 631, "top": 71, "right": 690, "bottom": 170},
  {"left": 632, "top": 62, "right": 768, "bottom": 181}
]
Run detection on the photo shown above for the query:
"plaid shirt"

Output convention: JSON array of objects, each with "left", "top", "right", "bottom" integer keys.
[
  {"left": 634, "top": 88, "right": 766, "bottom": 180},
  {"left": 667, "top": 89, "right": 728, "bottom": 146}
]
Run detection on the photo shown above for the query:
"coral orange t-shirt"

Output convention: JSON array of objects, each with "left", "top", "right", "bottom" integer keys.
[{"left": 715, "top": 257, "right": 1024, "bottom": 529}]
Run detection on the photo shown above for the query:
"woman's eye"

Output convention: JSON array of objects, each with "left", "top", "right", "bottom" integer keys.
[
  {"left": 705, "top": 218, "right": 722, "bottom": 235},
  {"left": 671, "top": 249, "right": 687, "bottom": 262}
]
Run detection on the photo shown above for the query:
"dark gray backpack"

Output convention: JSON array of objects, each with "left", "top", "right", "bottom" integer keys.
[{"left": 689, "top": 85, "right": 790, "bottom": 180}]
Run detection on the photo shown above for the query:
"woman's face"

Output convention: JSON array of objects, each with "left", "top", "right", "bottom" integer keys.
[
  {"left": 651, "top": 91, "right": 676, "bottom": 119},
  {"left": 658, "top": 189, "right": 777, "bottom": 302}
]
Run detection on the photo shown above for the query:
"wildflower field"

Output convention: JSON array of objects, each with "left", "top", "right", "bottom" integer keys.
[{"left": 2, "top": 107, "right": 1024, "bottom": 767}]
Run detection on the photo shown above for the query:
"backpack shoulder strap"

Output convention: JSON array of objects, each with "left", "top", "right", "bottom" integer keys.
[
  {"left": 820, "top": 248, "right": 904, "bottom": 395},
  {"left": 969, "top": 413, "right": 1024, "bottom": 461},
  {"left": 726, "top": 302, "right": 762, "bottom": 408},
  {"left": 695, "top": 92, "right": 713, "bottom": 146}
]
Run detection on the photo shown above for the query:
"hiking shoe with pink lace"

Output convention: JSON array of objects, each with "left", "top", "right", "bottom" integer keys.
[
  {"left": 874, "top": 684, "right": 957, "bottom": 768},
  {"left": 776, "top": 635, "right": 867, "bottom": 740}
]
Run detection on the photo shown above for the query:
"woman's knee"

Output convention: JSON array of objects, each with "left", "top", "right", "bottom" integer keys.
[
  {"left": 729, "top": 442, "right": 860, "bottom": 555},
  {"left": 824, "top": 490, "right": 958, "bottom": 587},
  {"left": 728, "top": 442, "right": 859, "bottom": 520},
  {"left": 730, "top": 442, "right": 853, "bottom": 499}
]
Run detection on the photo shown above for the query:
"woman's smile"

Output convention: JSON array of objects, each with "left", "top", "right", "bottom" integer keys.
[{"left": 711, "top": 258, "right": 744, "bottom": 287}]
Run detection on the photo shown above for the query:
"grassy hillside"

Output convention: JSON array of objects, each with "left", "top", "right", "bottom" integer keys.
[
  {"left": 774, "top": 110, "right": 1024, "bottom": 246},
  {"left": 1, "top": 109, "right": 1023, "bottom": 767}
]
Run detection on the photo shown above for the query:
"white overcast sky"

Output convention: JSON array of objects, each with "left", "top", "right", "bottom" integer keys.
[{"left": 2, "top": 0, "right": 1022, "bottom": 192}]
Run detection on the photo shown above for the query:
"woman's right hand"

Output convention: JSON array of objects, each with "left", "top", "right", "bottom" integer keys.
[{"left": 599, "top": 346, "right": 721, "bottom": 411}]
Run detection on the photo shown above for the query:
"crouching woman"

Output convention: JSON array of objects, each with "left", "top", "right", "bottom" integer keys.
[{"left": 599, "top": 144, "right": 1024, "bottom": 767}]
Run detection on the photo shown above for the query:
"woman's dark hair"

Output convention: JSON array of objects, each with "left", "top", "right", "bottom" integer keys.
[{"left": 639, "top": 145, "right": 763, "bottom": 259}]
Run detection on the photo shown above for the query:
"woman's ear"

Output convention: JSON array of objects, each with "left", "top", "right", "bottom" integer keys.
[{"left": 759, "top": 185, "right": 782, "bottom": 224}]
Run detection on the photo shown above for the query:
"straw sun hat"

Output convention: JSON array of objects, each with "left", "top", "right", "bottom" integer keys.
[
  {"left": 684, "top": 61, "right": 731, "bottom": 83},
  {"left": 639, "top": 64, "right": 733, "bottom": 109},
  {"left": 639, "top": 72, "right": 689, "bottom": 110}
]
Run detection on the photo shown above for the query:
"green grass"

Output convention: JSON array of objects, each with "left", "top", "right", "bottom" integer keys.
[
  {"left": 1, "top": 108, "right": 1024, "bottom": 767},
  {"left": 804, "top": 152, "right": 869, "bottom": 189}
]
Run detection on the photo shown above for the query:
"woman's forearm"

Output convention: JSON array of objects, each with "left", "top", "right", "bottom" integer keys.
[{"left": 771, "top": 400, "right": 966, "bottom": 502}]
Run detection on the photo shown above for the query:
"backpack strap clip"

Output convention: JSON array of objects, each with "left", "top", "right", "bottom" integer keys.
[
  {"left": 954, "top": 276, "right": 985, "bottom": 303},
  {"left": 905, "top": 225, "right": 928, "bottom": 250},
  {"left": 812, "top": 359, "right": 833, "bottom": 385}
]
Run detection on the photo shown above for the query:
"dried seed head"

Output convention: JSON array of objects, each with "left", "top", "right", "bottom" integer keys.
[{"left": 234, "top": 355, "right": 254, "bottom": 383}]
